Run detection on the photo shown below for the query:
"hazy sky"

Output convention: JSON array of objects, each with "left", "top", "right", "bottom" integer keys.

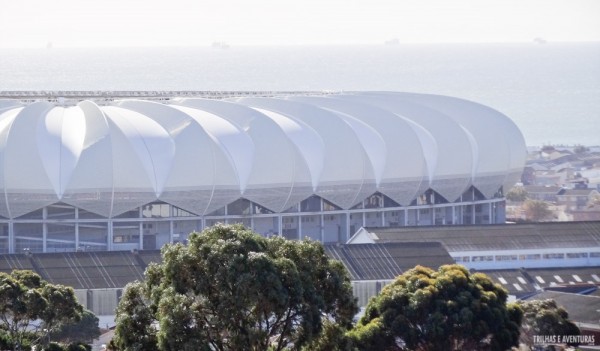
[{"left": 1, "top": 0, "right": 599, "bottom": 48}]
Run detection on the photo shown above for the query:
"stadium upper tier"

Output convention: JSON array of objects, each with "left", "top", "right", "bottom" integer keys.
[{"left": 0, "top": 92, "right": 525, "bottom": 219}]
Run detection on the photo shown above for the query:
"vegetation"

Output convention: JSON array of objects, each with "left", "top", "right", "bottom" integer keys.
[
  {"left": 573, "top": 144, "right": 590, "bottom": 154},
  {"left": 517, "top": 299, "right": 580, "bottom": 347},
  {"left": 50, "top": 309, "right": 100, "bottom": 344},
  {"left": 349, "top": 264, "right": 523, "bottom": 351},
  {"left": 523, "top": 199, "right": 552, "bottom": 221},
  {"left": 112, "top": 224, "right": 358, "bottom": 351},
  {"left": 506, "top": 186, "right": 529, "bottom": 202},
  {"left": 0, "top": 270, "right": 85, "bottom": 350}
]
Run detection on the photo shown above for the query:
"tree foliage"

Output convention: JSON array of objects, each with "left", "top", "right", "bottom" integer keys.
[
  {"left": 517, "top": 299, "right": 580, "bottom": 347},
  {"left": 112, "top": 224, "right": 357, "bottom": 351},
  {"left": 506, "top": 186, "right": 528, "bottom": 202},
  {"left": 50, "top": 309, "right": 100, "bottom": 344},
  {"left": 523, "top": 199, "right": 551, "bottom": 221},
  {"left": 350, "top": 264, "right": 523, "bottom": 351},
  {"left": 0, "top": 270, "right": 84, "bottom": 349}
]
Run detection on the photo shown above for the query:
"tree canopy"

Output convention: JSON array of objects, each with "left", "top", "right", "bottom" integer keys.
[
  {"left": 349, "top": 264, "right": 523, "bottom": 351},
  {"left": 517, "top": 299, "right": 580, "bottom": 347},
  {"left": 506, "top": 186, "right": 528, "bottom": 202},
  {"left": 50, "top": 309, "right": 101, "bottom": 345},
  {"left": 0, "top": 269, "right": 84, "bottom": 349},
  {"left": 523, "top": 199, "right": 552, "bottom": 222},
  {"left": 112, "top": 224, "right": 358, "bottom": 351}
]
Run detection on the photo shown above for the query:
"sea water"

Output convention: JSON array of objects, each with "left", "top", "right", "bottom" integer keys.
[{"left": 1, "top": 42, "right": 599, "bottom": 146}]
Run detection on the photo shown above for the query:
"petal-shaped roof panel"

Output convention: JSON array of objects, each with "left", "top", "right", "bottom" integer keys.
[
  {"left": 341, "top": 93, "right": 474, "bottom": 202},
  {"left": 236, "top": 97, "right": 376, "bottom": 209},
  {"left": 388, "top": 92, "right": 522, "bottom": 197},
  {"left": 285, "top": 95, "right": 429, "bottom": 205},
  {"left": 3, "top": 102, "right": 58, "bottom": 218},
  {"left": 171, "top": 98, "right": 313, "bottom": 212}
]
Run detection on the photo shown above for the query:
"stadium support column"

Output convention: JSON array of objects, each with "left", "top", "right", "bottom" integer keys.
[
  {"left": 278, "top": 215, "right": 283, "bottom": 237},
  {"left": 320, "top": 214, "right": 324, "bottom": 243},
  {"left": 170, "top": 221, "right": 174, "bottom": 244},
  {"left": 139, "top": 222, "right": 143, "bottom": 250},
  {"left": 346, "top": 212, "right": 350, "bottom": 243},
  {"left": 108, "top": 221, "right": 113, "bottom": 251},
  {"left": 43, "top": 207, "right": 47, "bottom": 252},
  {"left": 75, "top": 208, "right": 79, "bottom": 249},
  {"left": 8, "top": 222, "right": 14, "bottom": 254},
  {"left": 298, "top": 215, "right": 302, "bottom": 240}
]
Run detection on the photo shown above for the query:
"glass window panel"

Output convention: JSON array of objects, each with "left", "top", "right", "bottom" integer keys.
[
  {"left": 383, "top": 195, "right": 399, "bottom": 208},
  {"left": 172, "top": 206, "right": 197, "bottom": 217},
  {"left": 207, "top": 206, "right": 226, "bottom": 216},
  {"left": 0, "top": 238, "right": 8, "bottom": 254},
  {"left": 301, "top": 196, "right": 321, "bottom": 212},
  {"left": 227, "top": 199, "right": 252, "bottom": 216},
  {"left": 78, "top": 222, "right": 108, "bottom": 249},
  {"left": 16, "top": 208, "right": 44, "bottom": 219},
  {"left": 78, "top": 208, "right": 104, "bottom": 219},
  {"left": 142, "top": 203, "right": 170, "bottom": 218},
  {"left": 364, "top": 194, "right": 384, "bottom": 209},
  {"left": 113, "top": 222, "right": 140, "bottom": 243},
  {"left": 115, "top": 208, "right": 140, "bottom": 219},
  {"left": 323, "top": 199, "right": 341, "bottom": 211},
  {"left": 14, "top": 223, "right": 43, "bottom": 239},
  {"left": 47, "top": 203, "right": 76, "bottom": 219}
]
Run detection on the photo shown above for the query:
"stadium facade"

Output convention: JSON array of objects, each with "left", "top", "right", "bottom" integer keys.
[{"left": 0, "top": 92, "right": 526, "bottom": 253}]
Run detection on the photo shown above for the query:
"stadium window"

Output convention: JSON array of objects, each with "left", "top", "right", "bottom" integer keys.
[
  {"left": 519, "top": 254, "right": 541, "bottom": 260},
  {"left": 542, "top": 253, "right": 564, "bottom": 259},
  {"left": 496, "top": 255, "right": 518, "bottom": 261},
  {"left": 566, "top": 252, "right": 588, "bottom": 259},
  {"left": 589, "top": 252, "right": 600, "bottom": 258}
]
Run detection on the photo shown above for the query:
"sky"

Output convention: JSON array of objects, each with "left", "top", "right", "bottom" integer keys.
[{"left": 0, "top": 0, "right": 599, "bottom": 48}]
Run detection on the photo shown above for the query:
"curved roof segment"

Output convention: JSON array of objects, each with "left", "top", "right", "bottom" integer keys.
[{"left": 0, "top": 92, "right": 526, "bottom": 218}]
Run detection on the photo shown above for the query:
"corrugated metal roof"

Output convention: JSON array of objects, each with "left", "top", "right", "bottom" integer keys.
[
  {"left": 324, "top": 242, "right": 454, "bottom": 280},
  {"left": 364, "top": 221, "right": 600, "bottom": 251}
]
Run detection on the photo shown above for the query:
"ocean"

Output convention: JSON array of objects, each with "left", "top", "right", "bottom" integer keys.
[{"left": 1, "top": 42, "right": 599, "bottom": 147}]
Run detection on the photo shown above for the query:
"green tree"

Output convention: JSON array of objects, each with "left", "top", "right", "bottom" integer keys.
[
  {"left": 0, "top": 270, "right": 84, "bottom": 349},
  {"left": 112, "top": 224, "right": 357, "bottom": 351},
  {"left": 349, "top": 264, "right": 523, "bottom": 351},
  {"left": 517, "top": 299, "right": 580, "bottom": 347},
  {"left": 523, "top": 199, "right": 551, "bottom": 221},
  {"left": 573, "top": 145, "right": 589, "bottom": 154},
  {"left": 50, "top": 309, "right": 100, "bottom": 344},
  {"left": 506, "top": 186, "right": 528, "bottom": 202}
]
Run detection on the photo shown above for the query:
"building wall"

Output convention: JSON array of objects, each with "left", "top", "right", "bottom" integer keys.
[{"left": 452, "top": 248, "right": 600, "bottom": 270}]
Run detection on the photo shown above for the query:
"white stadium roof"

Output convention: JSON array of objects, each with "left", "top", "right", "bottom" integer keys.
[{"left": 0, "top": 92, "right": 526, "bottom": 219}]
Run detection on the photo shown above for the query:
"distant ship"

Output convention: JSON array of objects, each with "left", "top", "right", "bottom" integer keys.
[
  {"left": 211, "top": 41, "right": 230, "bottom": 49},
  {"left": 46, "top": 41, "right": 53, "bottom": 49},
  {"left": 384, "top": 38, "right": 400, "bottom": 46},
  {"left": 533, "top": 37, "right": 547, "bottom": 44}
]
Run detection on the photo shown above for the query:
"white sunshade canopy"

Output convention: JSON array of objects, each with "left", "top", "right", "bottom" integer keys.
[{"left": 0, "top": 92, "right": 526, "bottom": 218}]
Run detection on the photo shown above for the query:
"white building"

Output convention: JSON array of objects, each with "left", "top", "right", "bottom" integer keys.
[
  {"left": 348, "top": 221, "right": 600, "bottom": 270},
  {"left": 0, "top": 92, "right": 526, "bottom": 253}
]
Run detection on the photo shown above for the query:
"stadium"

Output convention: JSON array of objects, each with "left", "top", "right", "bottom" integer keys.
[{"left": 0, "top": 92, "right": 526, "bottom": 253}]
